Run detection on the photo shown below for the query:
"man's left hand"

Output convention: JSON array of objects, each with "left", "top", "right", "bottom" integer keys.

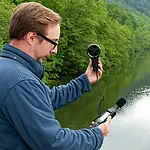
[{"left": 85, "top": 58, "right": 103, "bottom": 84}]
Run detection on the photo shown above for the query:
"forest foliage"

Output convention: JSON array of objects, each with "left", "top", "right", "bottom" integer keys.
[
  {"left": 105, "top": 0, "right": 150, "bottom": 17},
  {"left": 0, "top": 0, "right": 150, "bottom": 87}
]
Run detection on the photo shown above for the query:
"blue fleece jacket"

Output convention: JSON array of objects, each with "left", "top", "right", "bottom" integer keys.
[{"left": 0, "top": 44, "right": 104, "bottom": 150}]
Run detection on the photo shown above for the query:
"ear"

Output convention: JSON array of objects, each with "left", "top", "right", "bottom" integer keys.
[{"left": 26, "top": 32, "right": 37, "bottom": 45}]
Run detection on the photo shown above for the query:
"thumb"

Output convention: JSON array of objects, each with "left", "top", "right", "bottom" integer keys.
[
  {"left": 105, "top": 116, "right": 111, "bottom": 126},
  {"left": 88, "top": 59, "right": 92, "bottom": 69}
]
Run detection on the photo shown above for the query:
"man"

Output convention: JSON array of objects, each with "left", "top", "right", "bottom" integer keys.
[{"left": 0, "top": 2, "right": 111, "bottom": 150}]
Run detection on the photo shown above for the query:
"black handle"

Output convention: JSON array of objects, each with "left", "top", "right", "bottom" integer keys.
[{"left": 91, "top": 57, "right": 99, "bottom": 72}]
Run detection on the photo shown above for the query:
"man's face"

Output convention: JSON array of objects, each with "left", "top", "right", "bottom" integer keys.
[{"left": 32, "top": 24, "right": 60, "bottom": 63}]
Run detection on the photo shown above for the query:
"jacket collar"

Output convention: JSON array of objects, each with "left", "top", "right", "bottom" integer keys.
[{"left": 0, "top": 44, "right": 44, "bottom": 79}]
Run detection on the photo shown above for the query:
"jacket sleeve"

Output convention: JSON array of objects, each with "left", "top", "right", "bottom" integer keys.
[
  {"left": 49, "top": 74, "right": 91, "bottom": 109},
  {"left": 2, "top": 79, "right": 104, "bottom": 150}
]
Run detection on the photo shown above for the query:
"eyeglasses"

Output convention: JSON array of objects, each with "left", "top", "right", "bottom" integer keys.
[{"left": 37, "top": 33, "right": 58, "bottom": 49}]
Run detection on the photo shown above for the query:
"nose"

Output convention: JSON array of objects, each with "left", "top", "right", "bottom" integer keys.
[{"left": 50, "top": 47, "right": 57, "bottom": 54}]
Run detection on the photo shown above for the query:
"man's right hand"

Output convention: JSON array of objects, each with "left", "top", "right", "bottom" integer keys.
[{"left": 98, "top": 116, "right": 111, "bottom": 136}]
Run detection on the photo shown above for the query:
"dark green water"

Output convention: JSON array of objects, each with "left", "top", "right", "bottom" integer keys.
[{"left": 55, "top": 51, "right": 150, "bottom": 150}]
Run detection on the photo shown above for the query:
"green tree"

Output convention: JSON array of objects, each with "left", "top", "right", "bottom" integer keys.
[{"left": 0, "top": 1, "right": 15, "bottom": 51}]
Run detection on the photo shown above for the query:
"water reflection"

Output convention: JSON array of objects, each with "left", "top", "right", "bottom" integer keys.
[
  {"left": 56, "top": 52, "right": 150, "bottom": 149},
  {"left": 101, "top": 86, "right": 150, "bottom": 150}
]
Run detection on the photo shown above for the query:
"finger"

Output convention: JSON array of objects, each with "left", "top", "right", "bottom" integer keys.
[
  {"left": 88, "top": 59, "right": 93, "bottom": 69},
  {"left": 97, "top": 69, "right": 102, "bottom": 78},
  {"left": 91, "top": 121, "right": 95, "bottom": 125},
  {"left": 105, "top": 116, "right": 111, "bottom": 126},
  {"left": 98, "top": 67, "right": 103, "bottom": 73},
  {"left": 107, "top": 116, "right": 112, "bottom": 121},
  {"left": 98, "top": 62, "right": 103, "bottom": 71},
  {"left": 90, "top": 121, "right": 95, "bottom": 127}
]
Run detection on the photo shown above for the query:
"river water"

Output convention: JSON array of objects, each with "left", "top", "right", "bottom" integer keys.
[{"left": 56, "top": 52, "right": 150, "bottom": 150}]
